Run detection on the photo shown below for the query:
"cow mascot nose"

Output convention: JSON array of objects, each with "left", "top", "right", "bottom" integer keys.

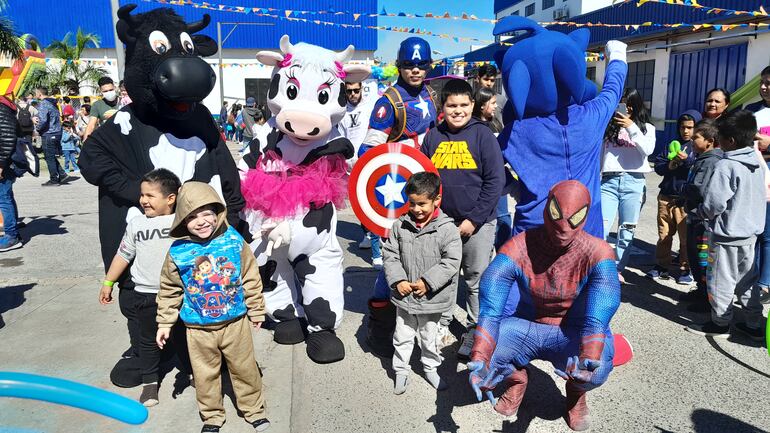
[{"left": 153, "top": 56, "right": 215, "bottom": 103}]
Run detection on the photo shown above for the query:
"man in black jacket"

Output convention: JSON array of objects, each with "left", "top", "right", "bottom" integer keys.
[{"left": 0, "top": 95, "right": 22, "bottom": 252}]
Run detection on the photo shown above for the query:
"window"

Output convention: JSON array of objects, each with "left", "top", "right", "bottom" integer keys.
[
  {"left": 512, "top": 10, "right": 520, "bottom": 15},
  {"left": 626, "top": 60, "right": 656, "bottom": 108},
  {"left": 543, "top": 0, "right": 555, "bottom": 9},
  {"left": 586, "top": 67, "right": 596, "bottom": 84},
  {"left": 525, "top": 3, "right": 535, "bottom": 16}
]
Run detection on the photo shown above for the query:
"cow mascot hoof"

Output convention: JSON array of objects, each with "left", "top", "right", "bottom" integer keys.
[
  {"left": 238, "top": 35, "right": 370, "bottom": 364},
  {"left": 109, "top": 357, "right": 142, "bottom": 388},
  {"left": 306, "top": 330, "right": 345, "bottom": 364},
  {"left": 273, "top": 319, "right": 306, "bottom": 345}
]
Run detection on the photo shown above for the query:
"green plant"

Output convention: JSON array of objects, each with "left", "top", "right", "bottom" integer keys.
[{"left": 44, "top": 28, "right": 107, "bottom": 95}]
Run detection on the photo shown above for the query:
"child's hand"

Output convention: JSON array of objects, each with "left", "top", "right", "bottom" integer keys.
[
  {"left": 396, "top": 281, "right": 412, "bottom": 296},
  {"left": 99, "top": 285, "right": 114, "bottom": 305},
  {"left": 410, "top": 279, "right": 429, "bottom": 297},
  {"left": 156, "top": 328, "right": 171, "bottom": 349},
  {"left": 250, "top": 319, "right": 263, "bottom": 331},
  {"left": 675, "top": 150, "right": 687, "bottom": 161}
]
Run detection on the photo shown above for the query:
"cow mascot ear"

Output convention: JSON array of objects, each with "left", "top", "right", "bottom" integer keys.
[{"left": 192, "top": 35, "right": 217, "bottom": 57}]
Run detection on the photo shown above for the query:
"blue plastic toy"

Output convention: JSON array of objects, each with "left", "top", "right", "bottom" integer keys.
[{"left": 0, "top": 372, "right": 148, "bottom": 426}]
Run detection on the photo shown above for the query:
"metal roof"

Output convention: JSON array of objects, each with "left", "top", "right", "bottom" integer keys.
[
  {"left": 545, "top": 0, "right": 770, "bottom": 47},
  {"left": 471, "top": 0, "right": 770, "bottom": 61},
  {"left": 495, "top": 0, "right": 526, "bottom": 14},
  {"left": 4, "top": 0, "right": 377, "bottom": 51}
]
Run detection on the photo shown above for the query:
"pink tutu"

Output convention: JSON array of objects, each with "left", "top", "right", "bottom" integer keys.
[{"left": 241, "top": 152, "right": 348, "bottom": 219}]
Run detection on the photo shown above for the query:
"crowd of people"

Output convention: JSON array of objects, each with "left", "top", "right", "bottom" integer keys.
[{"left": 0, "top": 24, "right": 768, "bottom": 433}]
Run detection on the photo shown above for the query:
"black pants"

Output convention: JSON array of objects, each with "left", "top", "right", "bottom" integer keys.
[
  {"left": 686, "top": 219, "right": 708, "bottom": 291},
  {"left": 42, "top": 134, "right": 65, "bottom": 182},
  {"left": 135, "top": 291, "right": 191, "bottom": 384},
  {"left": 119, "top": 288, "right": 142, "bottom": 356}
]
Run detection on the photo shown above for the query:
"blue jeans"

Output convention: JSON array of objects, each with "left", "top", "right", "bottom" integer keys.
[
  {"left": 42, "top": 134, "right": 65, "bottom": 182},
  {"left": 0, "top": 175, "right": 18, "bottom": 239},
  {"left": 601, "top": 172, "right": 646, "bottom": 272},
  {"left": 63, "top": 150, "right": 79, "bottom": 172},
  {"left": 495, "top": 197, "right": 512, "bottom": 250}
]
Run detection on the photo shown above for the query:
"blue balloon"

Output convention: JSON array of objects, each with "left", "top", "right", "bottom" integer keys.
[{"left": 0, "top": 372, "right": 148, "bottom": 425}]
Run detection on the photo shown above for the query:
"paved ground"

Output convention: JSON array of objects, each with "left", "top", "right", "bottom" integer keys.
[{"left": 1, "top": 153, "right": 768, "bottom": 433}]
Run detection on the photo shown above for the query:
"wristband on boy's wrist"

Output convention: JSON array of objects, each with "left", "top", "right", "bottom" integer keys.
[{"left": 103, "top": 280, "right": 115, "bottom": 287}]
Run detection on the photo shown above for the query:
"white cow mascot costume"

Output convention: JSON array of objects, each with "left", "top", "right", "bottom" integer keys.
[{"left": 239, "top": 35, "right": 369, "bottom": 364}]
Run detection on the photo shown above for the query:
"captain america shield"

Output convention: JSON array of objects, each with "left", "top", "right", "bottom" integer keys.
[{"left": 349, "top": 143, "right": 438, "bottom": 238}]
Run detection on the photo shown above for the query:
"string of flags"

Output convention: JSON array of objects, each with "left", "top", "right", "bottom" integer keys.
[
  {"left": 632, "top": 0, "right": 769, "bottom": 18},
  {"left": 45, "top": 58, "right": 114, "bottom": 66}
]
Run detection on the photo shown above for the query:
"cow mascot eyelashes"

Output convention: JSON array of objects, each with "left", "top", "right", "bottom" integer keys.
[
  {"left": 239, "top": 35, "right": 370, "bottom": 364},
  {"left": 79, "top": 4, "right": 245, "bottom": 387}
]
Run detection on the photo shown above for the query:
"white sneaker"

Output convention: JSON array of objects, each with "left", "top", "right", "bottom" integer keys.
[
  {"left": 372, "top": 257, "right": 383, "bottom": 269},
  {"left": 457, "top": 331, "right": 475, "bottom": 359},
  {"left": 435, "top": 324, "right": 452, "bottom": 349},
  {"left": 359, "top": 236, "right": 372, "bottom": 249}
]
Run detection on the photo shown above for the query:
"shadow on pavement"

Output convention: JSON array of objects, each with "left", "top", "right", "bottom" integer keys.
[
  {"left": 620, "top": 271, "right": 703, "bottom": 327},
  {"left": 337, "top": 220, "right": 371, "bottom": 262},
  {"left": 0, "top": 283, "right": 36, "bottom": 329},
  {"left": 20, "top": 217, "right": 68, "bottom": 240},
  {"left": 691, "top": 408, "right": 768, "bottom": 433}
]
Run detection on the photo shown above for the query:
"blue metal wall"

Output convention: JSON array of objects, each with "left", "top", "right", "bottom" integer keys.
[
  {"left": 5, "top": 0, "right": 377, "bottom": 51},
  {"left": 495, "top": 0, "right": 525, "bottom": 14},
  {"left": 662, "top": 42, "right": 747, "bottom": 145}
]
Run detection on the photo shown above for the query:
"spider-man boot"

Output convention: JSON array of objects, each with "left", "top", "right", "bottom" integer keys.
[
  {"left": 565, "top": 381, "right": 590, "bottom": 431},
  {"left": 494, "top": 367, "right": 528, "bottom": 417}
]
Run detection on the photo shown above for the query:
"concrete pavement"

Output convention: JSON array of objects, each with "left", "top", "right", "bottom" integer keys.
[{"left": 1, "top": 162, "right": 769, "bottom": 433}]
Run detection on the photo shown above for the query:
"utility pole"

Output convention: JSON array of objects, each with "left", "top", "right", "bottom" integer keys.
[
  {"left": 109, "top": 0, "right": 126, "bottom": 79},
  {"left": 217, "top": 21, "right": 224, "bottom": 105}
]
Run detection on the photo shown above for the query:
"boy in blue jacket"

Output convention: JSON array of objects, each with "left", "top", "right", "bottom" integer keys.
[
  {"left": 61, "top": 121, "right": 80, "bottom": 173},
  {"left": 648, "top": 110, "right": 701, "bottom": 283},
  {"left": 420, "top": 78, "right": 505, "bottom": 358}
]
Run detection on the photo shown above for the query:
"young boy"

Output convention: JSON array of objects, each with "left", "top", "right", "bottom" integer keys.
[
  {"left": 60, "top": 121, "right": 80, "bottom": 173},
  {"left": 648, "top": 110, "right": 701, "bottom": 283},
  {"left": 420, "top": 78, "right": 505, "bottom": 357},
  {"left": 383, "top": 172, "right": 462, "bottom": 394},
  {"left": 681, "top": 120, "right": 723, "bottom": 311},
  {"left": 99, "top": 168, "right": 183, "bottom": 406},
  {"left": 156, "top": 182, "right": 270, "bottom": 433},
  {"left": 685, "top": 110, "right": 766, "bottom": 341}
]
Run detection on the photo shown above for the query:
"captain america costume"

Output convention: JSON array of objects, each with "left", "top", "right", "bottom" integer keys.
[{"left": 468, "top": 180, "right": 620, "bottom": 431}]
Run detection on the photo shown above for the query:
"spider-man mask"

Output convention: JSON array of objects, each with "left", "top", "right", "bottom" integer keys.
[{"left": 542, "top": 180, "right": 590, "bottom": 250}]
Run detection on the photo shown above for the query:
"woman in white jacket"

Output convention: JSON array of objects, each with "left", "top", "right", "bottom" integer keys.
[{"left": 600, "top": 88, "right": 656, "bottom": 283}]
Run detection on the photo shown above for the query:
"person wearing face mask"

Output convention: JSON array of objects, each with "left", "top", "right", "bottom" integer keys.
[
  {"left": 83, "top": 76, "right": 119, "bottom": 142},
  {"left": 468, "top": 180, "right": 620, "bottom": 431}
]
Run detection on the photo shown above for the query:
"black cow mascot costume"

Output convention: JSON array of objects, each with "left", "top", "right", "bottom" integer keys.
[{"left": 79, "top": 4, "right": 244, "bottom": 388}]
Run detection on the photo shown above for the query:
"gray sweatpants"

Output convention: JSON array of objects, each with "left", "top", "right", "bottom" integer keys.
[
  {"left": 707, "top": 237, "right": 763, "bottom": 328},
  {"left": 440, "top": 220, "right": 496, "bottom": 329},
  {"left": 392, "top": 308, "right": 442, "bottom": 374}
]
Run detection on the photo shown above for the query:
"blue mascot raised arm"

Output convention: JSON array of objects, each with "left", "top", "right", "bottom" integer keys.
[{"left": 495, "top": 16, "right": 628, "bottom": 238}]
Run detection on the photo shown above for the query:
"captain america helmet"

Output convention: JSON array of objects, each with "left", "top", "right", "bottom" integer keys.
[{"left": 396, "top": 37, "right": 432, "bottom": 70}]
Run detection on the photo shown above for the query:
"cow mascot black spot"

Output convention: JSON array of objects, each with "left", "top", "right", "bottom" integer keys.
[{"left": 79, "top": 4, "right": 245, "bottom": 388}]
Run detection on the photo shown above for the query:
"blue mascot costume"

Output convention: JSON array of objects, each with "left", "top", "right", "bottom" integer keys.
[{"left": 494, "top": 16, "right": 628, "bottom": 239}]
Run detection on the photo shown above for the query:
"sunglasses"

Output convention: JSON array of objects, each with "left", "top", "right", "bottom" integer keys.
[
  {"left": 400, "top": 60, "right": 432, "bottom": 71},
  {"left": 345, "top": 88, "right": 362, "bottom": 94}
]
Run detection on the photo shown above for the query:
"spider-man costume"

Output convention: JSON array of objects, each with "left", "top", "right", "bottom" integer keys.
[{"left": 468, "top": 180, "right": 620, "bottom": 431}]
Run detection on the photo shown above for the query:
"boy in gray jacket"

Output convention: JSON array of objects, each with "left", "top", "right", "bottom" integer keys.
[
  {"left": 686, "top": 110, "right": 766, "bottom": 341},
  {"left": 383, "top": 172, "right": 462, "bottom": 394}
]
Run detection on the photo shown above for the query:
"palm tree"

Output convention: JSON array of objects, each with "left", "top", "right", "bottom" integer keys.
[
  {"left": 45, "top": 28, "right": 107, "bottom": 95},
  {"left": 0, "top": 0, "right": 23, "bottom": 61}
]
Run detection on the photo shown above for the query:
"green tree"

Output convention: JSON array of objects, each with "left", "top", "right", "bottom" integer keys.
[
  {"left": 44, "top": 28, "right": 107, "bottom": 95},
  {"left": 0, "top": 0, "right": 23, "bottom": 61}
]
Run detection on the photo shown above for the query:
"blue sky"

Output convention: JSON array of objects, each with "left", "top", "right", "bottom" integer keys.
[{"left": 374, "top": 0, "right": 495, "bottom": 62}]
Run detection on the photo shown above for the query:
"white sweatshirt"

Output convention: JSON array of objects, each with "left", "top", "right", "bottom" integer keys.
[{"left": 601, "top": 122, "right": 657, "bottom": 174}]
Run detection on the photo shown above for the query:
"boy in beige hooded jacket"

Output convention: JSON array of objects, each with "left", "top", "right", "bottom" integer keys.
[{"left": 156, "top": 181, "right": 270, "bottom": 433}]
